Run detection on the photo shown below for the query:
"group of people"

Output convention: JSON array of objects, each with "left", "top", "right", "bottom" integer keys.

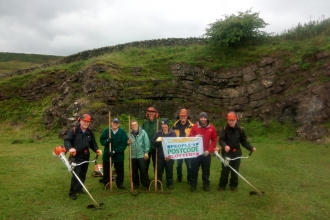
[{"left": 63, "top": 108, "right": 256, "bottom": 200}]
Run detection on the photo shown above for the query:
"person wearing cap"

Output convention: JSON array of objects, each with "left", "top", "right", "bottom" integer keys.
[
  {"left": 217, "top": 111, "right": 256, "bottom": 192},
  {"left": 127, "top": 120, "right": 151, "bottom": 190},
  {"left": 173, "top": 108, "right": 194, "bottom": 183},
  {"left": 64, "top": 113, "right": 102, "bottom": 200},
  {"left": 100, "top": 117, "right": 128, "bottom": 189},
  {"left": 188, "top": 112, "right": 217, "bottom": 192},
  {"left": 152, "top": 118, "right": 177, "bottom": 189},
  {"left": 142, "top": 107, "right": 159, "bottom": 175}
]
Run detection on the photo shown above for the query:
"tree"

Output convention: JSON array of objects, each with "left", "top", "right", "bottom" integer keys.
[{"left": 204, "top": 9, "right": 269, "bottom": 48}]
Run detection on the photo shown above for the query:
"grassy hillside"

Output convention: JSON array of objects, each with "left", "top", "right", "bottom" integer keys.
[
  {"left": 0, "top": 52, "right": 62, "bottom": 74},
  {"left": 0, "top": 18, "right": 330, "bottom": 128}
]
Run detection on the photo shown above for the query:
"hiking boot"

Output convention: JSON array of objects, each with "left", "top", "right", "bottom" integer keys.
[
  {"left": 218, "top": 187, "right": 225, "bottom": 191},
  {"left": 231, "top": 187, "right": 237, "bottom": 192},
  {"left": 117, "top": 185, "right": 126, "bottom": 189},
  {"left": 168, "top": 185, "right": 174, "bottom": 190},
  {"left": 203, "top": 186, "right": 210, "bottom": 191},
  {"left": 69, "top": 194, "right": 77, "bottom": 200},
  {"left": 190, "top": 186, "right": 196, "bottom": 192}
]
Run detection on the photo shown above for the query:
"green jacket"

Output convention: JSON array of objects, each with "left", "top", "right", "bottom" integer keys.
[
  {"left": 100, "top": 127, "right": 128, "bottom": 163},
  {"left": 129, "top": 127, "right": 150, "bottom": 159},
  {"left": 142, "top": 119, "right": 158, "bottom": 153}
]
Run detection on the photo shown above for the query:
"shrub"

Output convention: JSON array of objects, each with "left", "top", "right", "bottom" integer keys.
[{"left": 204, "top": 9, "right": 268, "bottom": 48}]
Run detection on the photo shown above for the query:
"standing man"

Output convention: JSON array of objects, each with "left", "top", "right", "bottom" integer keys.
[
  {"left": 217, "top": 111, "right": 256, "bottom": 192},
  {"left": 127, "top": 120, "right": 151, "bottom": 190},
  {"left": 142, "top": 107, "right": 159, "bottom": 175},
  {"left": 100, "top": 117, "right": 128, "bottom": 189},
  {"left": 153, "top": 118, "right": 177, "bottom": 189},
  {"left": 64, "top": 113, "right": 102, "bottom": 200},
  {"left": 189, "top": 112, "right": 217, "bottom": 192},
  {"left": 173, "top": 108, "right": 193, "bottom": 183}
]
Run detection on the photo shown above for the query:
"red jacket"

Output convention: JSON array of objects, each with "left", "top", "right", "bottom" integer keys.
[{"left": 189, "top": 122, "right": 217, "bottom": 153}]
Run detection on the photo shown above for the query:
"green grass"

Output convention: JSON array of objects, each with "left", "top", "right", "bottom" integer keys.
[{"left": 1, "top": 123, "right": 329, "bottom": 220}]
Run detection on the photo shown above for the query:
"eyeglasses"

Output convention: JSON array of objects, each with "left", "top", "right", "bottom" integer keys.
[{"left": 131, "top": 124, "right": 138, "bottom": 126}]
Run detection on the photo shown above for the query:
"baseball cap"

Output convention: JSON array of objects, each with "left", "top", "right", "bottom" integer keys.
[{"left": 112, "top": 118, "right": 120, "bottom": 123}]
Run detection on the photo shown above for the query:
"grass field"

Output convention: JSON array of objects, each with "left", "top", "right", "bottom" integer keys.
[{"left": 1, "top": 123, "right": 329, "bottom": 220}]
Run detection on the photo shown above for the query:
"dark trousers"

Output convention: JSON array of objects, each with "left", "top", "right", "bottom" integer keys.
[
  {"left": 132, "top": 158, "right": 150, "bottom": 187},
  {"left": 219, "top": 158, "right": 241, "bottom": 188},
  {"left": 190, "top": 154, "right": 211, "bottom": 188},
  {"left": 103, "top": 161, "right": 124, "bottom": 187},
  {"left": 69, "top": 157, "right": 89, "bottom": 195},
  {"left": 157, "top": 158, "right": 174, "bottom": 186},
  {"left": 176, "top": 158, "right": 192, "bottom": 182},
  {"left": 145, "top": 151, "right": 156, "bottom": 175}
]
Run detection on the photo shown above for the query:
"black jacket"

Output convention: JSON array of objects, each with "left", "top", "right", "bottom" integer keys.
[
  {"left": 152, "top": 129, "right": 177, "bottom": 159},
  {"left": 64, "top": 126, "right": 99, "bottom": 159},
  {"left": 218, "top": 123, "right": 253, "bottom": 158}
]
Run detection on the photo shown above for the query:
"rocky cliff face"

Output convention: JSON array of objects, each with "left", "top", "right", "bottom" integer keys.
[{"left": 23, "top": 51, "right": 330, "bottom": 141}]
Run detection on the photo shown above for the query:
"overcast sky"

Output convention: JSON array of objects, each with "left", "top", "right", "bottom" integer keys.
[{"left": 0, "top": 0, "right": 328, "bottom": 56}]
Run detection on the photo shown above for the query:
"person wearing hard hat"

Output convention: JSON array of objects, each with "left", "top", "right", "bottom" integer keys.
[
  {"left": 217, "top": 111, "right": 256, "bottom": 192},
  {"left": 142, "top": 107, "right": 159, "bottom": 176},
  {"left": 64, "top": 113, "right": 102, "bottom": 200},
  {"left": 189, "top": 112, "right": 217, "bottom": 192},
  {"left": 173, "top": 108, "right": 194, "bottom": 184}
]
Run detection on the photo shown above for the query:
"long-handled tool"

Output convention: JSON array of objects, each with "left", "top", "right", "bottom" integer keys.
[
  {"left": 53, "top": 146, "right": 104, "bottom": 208},
  {"left": 214, "top": 151, "right": 265, "bottom": 196},
  {"left": 149, "top": 119, "right": 163, "bottom": 192},
  {"left": 104, "top": 111, "right": 113, "bottom": 192},
  {"left": 128, "top": 116, "right": 139, "bottom": 196}
]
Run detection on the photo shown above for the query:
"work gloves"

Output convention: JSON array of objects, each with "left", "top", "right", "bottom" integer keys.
[
  {"left": 106, "top": 137, "right": 112, "bottom": 143},
  {"left": 69, "top": 148, "right": 76, "bottom": 156},
  {"left": 96, "top": 149, "right": 102, "bottom": 156},
  {"left": 109, "top": 151, "right": 115, "bottom": 157},
  {"left": 144, "top": 153, "right": 149, "bottom": 160}
]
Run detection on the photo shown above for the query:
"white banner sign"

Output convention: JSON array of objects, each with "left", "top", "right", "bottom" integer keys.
[{"left": 161, "top": 137, "right": 203, "bottom": 159}]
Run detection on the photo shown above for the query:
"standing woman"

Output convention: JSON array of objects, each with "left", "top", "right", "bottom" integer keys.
[
  {"left": 127, "top": 120, "right": 151, "bottom": 190},
  {"left": 152, "top": 118, "right": 177, "bottom": 189}
]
